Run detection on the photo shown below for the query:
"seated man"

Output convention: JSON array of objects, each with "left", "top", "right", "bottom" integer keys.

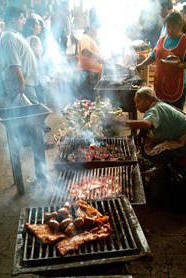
[
  {"left": 111, "top": 86, "right": 186, "bottom": 168},
  {"left": 77, "top": 24, "right": 103, "bottom": 100}
]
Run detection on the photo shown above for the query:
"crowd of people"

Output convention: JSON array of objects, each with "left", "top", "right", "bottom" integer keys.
[{"left": 0, "top": 0, "right": 185, "bottom": 168}]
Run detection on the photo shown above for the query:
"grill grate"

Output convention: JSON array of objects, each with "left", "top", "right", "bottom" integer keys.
[
  {"left": 57, "top": 137, "right": 138, "bottom": 169},
  {"left": 52, "top": 166, "right": 132, "bottom": 203},
  {"left": 13, "top": 197, "right": 150, "bottom": 275},
  {"left": 23, "top": 199, "right": 138, "bottom": 264},
  {"left": 52, "top": 165, "right": 145, "bottom": 205}
]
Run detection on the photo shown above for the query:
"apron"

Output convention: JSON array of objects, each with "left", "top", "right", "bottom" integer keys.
[{"left": 154, "top": 34, "right": 186, "bottom": 102}]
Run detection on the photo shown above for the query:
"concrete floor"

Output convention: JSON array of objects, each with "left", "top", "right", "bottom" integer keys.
[{"left": 0, "top": 109, "right": 186, "bottom": 278}]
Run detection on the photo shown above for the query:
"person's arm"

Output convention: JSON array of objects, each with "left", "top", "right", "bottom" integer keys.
[
  {"left": 2, "top": 33, "right": 25, "bottom": 94},
  {"left": 81, "top": 48, "right": 104, "bottom": 63},
  {"left": 110, "top": 116, "right": 152, "bottom": 129},
  {"left": 126, "top": 119, "right": 152, "bottom": 129},
  {"left": 136, "top": 55, "right": 154, "bottom": 71},
  {"left": 9, "top": 66, "right": 25, "bottom": 94}
]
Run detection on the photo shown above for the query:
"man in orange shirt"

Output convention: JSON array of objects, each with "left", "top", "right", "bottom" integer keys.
[{"left": 77, "top": 24, "right": 104, "bottom": 100}]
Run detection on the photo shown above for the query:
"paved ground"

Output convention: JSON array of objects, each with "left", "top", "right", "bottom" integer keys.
[{"left": 0, "top": 108, "right": 186, "bottom": 278}]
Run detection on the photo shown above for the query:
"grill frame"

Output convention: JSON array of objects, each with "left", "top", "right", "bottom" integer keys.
[
  {"left": 13, "top": 197, "right": 150, "bottom": 276},
  {"left": 56, "top": 137, "right": 138, "bottom": 169},
  {"left": 52, "top": 164, "right": 145, "bottom": 205},
  {"left": 0, "top": 104, "right": 51, "bottom": 195}
]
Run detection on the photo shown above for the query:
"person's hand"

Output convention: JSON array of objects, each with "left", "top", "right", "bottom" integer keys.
[
  {"left": 136, "top": 64, "right": 144, "bottom": 72},
  {"left": 19, "top": 82, "right": 25, "bottom": 95},
  {"left": 105, "top": 114, "right": 126, "bottom": 126}
]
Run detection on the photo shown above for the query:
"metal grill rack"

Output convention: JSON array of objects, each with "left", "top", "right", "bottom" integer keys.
[{"left": 13, "top": 197, "right": 150, "bottom": 276}]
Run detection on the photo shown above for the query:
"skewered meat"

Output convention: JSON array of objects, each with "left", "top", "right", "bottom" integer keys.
[
  {"left": 54, "top": 98, "right": 122, "bottom": 143},
  {"left": 56, "top": 224, "right": 111, "bottom": 256},
  {"left": 25, "top": 223, "right": 66, "bottom": 244}
]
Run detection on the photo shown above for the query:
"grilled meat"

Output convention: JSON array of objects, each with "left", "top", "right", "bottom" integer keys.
[
  {"left": 25, "top": 201, "right": 111, "bottom": 255},
  {"left": 48, "top": 219, "right": 60, "bottom": 232},
  {"left": 60, "top": 218, "right": 73, "bottom": 231},
  {"left": 76, "top": 200, "right": 103, "bottom": 218},
  {"left": 25, "top": 223, "right": 66, "bottom": 244},
  {"left": 70, "top": 176, "right": 121, "bottom": 200},
  {"left": 74, "top": 217, "right": 84, "bottom": 228},
  {"left": 57, "top": 207, "right": 70, "bottom": 218},
  {"left": 56, "top": 224, "right": 111, "bottom": 256},
  {"left": 66, "top": 144, "right": 124, "bottom": 162},
  {"left": 44, "top": 211, "right": 58, "bottom": 222},
  {"left": 64, "top": 222, "right": 75, "bottom": 236}
]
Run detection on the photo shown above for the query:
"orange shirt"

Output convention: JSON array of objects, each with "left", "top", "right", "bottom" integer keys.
[{"left": 78, "top": 34, "right": 102, "bottom": 73}]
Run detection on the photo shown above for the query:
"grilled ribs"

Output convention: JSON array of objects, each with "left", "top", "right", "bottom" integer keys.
[
  {"left": 25, "top": 223, "right": 67, "bottom": 244},
  {"left": 25, "top": 201, "right": 111, "bottom": 255},
  {"left": 56, "top": 224, "right": 111, "bottom": 256}
]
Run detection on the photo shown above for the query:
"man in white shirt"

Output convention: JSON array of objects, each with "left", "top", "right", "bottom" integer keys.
[{"left": 0, "top": 7, "right": 38, "bottom": 106}]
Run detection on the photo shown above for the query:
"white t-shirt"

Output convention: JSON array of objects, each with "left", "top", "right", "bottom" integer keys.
[{"left": 0, "top": 30, "right": 38, "bottom": 86}]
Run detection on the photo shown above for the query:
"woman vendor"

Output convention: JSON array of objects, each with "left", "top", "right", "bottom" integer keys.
[
  {"left": 112, "top": 86, "right": 186, "bottom": 168},
  {"left": 77, "top": 23, "right": 104, "bottom": 100},
  {"left": 137, "top": 11, "right": 186, "bottom": 110}
]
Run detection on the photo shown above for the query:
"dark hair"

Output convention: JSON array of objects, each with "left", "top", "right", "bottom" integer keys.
[
  {"left": 135, "top": 86, "right": 158, "bottom": 101},
  {"left": 4, "top": 6, "right": 25, "bottom": 24},
  {"left": 165, "top": 11, "right": 183, "bottom": 28},
  {"left": 23, "top": 17, "right": 41, "bottom": 37},
  {"left": 164, "top": 11, "right": 186, "bottom": 34},
  {"left": 160, "top": 0, "right": 173, "bottom": 10}
]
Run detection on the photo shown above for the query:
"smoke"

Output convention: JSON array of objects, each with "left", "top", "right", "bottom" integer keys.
[
  {"left": 39, "top": 29, "right": 77, "bottom": 109},
  {"left": 84, "top": 0, "right": 162, "bottom": 61}
]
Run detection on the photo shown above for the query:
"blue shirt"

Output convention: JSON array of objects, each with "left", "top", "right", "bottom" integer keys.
[{"left": 143, "top": 101, "right": 186, "bottom": 143}]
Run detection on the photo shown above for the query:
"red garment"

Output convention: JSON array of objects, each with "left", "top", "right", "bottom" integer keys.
[{"left": 154, "top": 34, "right": 186, "bottom": 102}]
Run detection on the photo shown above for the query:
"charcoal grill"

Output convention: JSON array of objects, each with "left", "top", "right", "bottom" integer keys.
[
  {"left": 0, "top": 104, "right": 51, "bottom": 194},
  {"left": 94, "top": 71, "right": 143, "bottom": 120},
  {"left": 13, "top": 197, "right": 150, "bottom": 276},
  {"left": 51, "top": 164, "right": 145, "bottom": 205},
  {"left": 56, "top": 137, "right": 138, "bottom": 169}
]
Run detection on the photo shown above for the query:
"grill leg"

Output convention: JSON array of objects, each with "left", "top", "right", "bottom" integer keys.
[
  {"left": 6, "top": 127, "right": 25, "bottom": 195},
  {"left": 129, "top": 110, "right": 137, "bottom": 137},
  {"left": 30, "top": 127, "right": 47, "bottom": 186}
]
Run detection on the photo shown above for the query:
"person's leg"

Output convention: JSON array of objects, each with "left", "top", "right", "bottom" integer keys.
[
  {"left": 24, "top": 86, "right": 39, "bottom": 104},
  {"left": 35, "top": 84, "right": 46, "bottom": 104}
]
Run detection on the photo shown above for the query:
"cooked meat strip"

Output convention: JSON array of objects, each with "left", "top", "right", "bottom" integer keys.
[
  {"left": 74, "top": 217, "right": 84, "bottom": 228},
  {"left": 76, "top": 200, "right": 103, "bottom": 218},
  {"left": 25, "top": 223, "right": 66, "bottom": 244},
  {"left": 64, "top": 222, "right": 75, "bottom": 236},
  {"left": 56, "top": 224, "right": 111, "bottom": 256}
]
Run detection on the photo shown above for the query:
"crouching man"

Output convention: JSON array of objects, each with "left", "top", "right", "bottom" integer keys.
[{"left": 112, "top": 86, "right": 186, "bottom": 168}]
